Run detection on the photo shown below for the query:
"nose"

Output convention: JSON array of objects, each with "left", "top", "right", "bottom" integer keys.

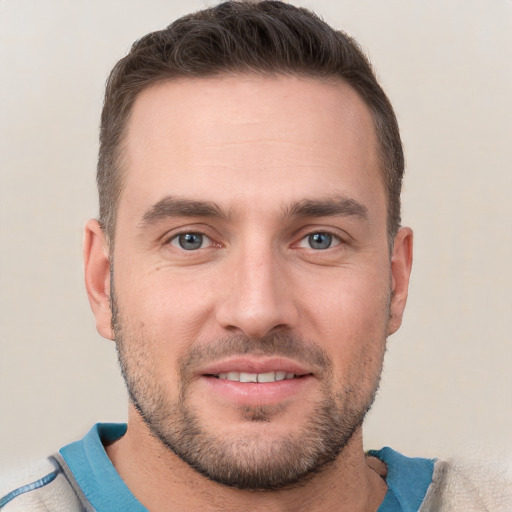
[{"left": 215, "top": 243, "right": 299, "bottom": 339}]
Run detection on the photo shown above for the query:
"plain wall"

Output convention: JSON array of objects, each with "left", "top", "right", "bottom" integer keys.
[{"left": 1, "top": 0, "right": 511, "bottom": 471}]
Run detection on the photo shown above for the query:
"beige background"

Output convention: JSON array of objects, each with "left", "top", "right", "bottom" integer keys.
[{"left": 1, "top": 0, "right": 511, "bottom": 471}]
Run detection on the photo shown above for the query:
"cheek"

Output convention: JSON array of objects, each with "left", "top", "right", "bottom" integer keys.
[
  {"left": 303, "top": 265, "right": 391, "bottom": 333},
  {"left": 300, "top": 266, "right": 390, "bottom": 375},
  {"left": 114, "top": 269, "right": 217, "bottom": 362},
  {"left": 112, "top": 271, "right": 220, "bottom": 398}
]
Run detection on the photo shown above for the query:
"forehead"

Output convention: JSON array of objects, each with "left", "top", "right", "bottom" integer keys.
[{"left": 119, "top": 74, "right": 383, "bottom": 220}]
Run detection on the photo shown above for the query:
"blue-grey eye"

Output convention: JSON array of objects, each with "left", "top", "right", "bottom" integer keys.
[
  {"left": 307, "top": 232, "right": 333, "bottom": 250},
  {"left": 171, "top": 233, "right": 205, "bottom": 250}
]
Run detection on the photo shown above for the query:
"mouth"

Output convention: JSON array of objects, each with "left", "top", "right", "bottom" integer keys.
[
  {"left": 199, "top": 356, "right": 313, "bottom": 381},
  {"left": 197, "top": 358, "right": 315, "bottom": 407},
  {"left": 209, "top": 371, "right": 302, "bottom": 382}
]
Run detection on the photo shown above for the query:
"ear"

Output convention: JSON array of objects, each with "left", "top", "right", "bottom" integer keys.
[
  {"left": 387, "top": 227, "right": 413, "bottom": 335},
  {"left": 84, "top": 219, "right": 114, "bottom": 340}
]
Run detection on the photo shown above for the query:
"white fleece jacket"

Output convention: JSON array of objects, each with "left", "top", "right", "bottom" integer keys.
[
  {"left": 1, "top": 455, "right": 511, "bottom": 511},
  {"left": 419, "top": 458, "right": 512, "bottom": 512}
]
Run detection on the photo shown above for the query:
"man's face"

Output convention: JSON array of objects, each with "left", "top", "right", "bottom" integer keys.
[{"left": 89, "top": 75, "right": 411, "bottom": 489}]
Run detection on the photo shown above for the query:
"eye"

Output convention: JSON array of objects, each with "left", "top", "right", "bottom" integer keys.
[
  {"left": 169, "top": 232, "right": 211, "bottom": 251},
  {"left": 298, "top": 232, "right": 340, "bottom": 250}
]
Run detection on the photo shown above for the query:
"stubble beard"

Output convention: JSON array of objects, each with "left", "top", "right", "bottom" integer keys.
[{"left": 112, "top": 297, "right": 386, "bottom": 490}]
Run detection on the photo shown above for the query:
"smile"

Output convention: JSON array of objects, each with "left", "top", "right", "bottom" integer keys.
[
  {"left": 200, "top": 362, "right": 315, "bottom": 406},
  {"left": 214, "top": 371, "right": 297, "bottom": 382}
]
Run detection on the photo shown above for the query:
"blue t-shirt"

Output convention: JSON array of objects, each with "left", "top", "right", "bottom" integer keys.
[{"left": 59, "top": 423, "right": 435, "bottom": 512}]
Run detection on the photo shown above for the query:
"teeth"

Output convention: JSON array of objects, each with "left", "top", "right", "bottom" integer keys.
[
  {"left": 240, "top": 372, "right": 258, "bottom": 383},
  {"left": 216, "top": 371, "right": 296, "bottom": 382},
  {"left": 257, "top": 371, "right": 275, "bottom": 383}
]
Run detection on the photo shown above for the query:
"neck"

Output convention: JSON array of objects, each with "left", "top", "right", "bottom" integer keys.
[{"left": 106, "top": 408, "right": 387, "bottom": 512}]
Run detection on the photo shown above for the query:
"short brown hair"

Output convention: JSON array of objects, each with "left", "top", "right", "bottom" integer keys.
[{"left": 98, "top": 0, "right": 404, "bottom": 245}]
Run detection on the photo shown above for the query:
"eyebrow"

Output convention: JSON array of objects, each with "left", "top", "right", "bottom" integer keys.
[
  {"left": 284, "top": 196, "right": 369, "bottom": 220},
  {"left": 139, "top": 194, "right": 368, "bottom": 229},
  {"left": 139, "top": 196, "right": 226, "bottom": 228}
]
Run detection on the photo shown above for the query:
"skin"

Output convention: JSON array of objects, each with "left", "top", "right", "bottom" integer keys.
[{"left": 84, "top": 75, "right": 413, "bottom": 511}]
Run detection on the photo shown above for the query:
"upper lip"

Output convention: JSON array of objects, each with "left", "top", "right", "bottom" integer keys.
[{"left": 198, "top": 357, "right": 313, "bottom": 377}]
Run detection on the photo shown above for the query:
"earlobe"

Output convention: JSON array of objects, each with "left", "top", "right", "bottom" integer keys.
[
  {"left": 387, "top": 227, "right": 413, "bottom": 336},
  {"left": 84, "top": 219, "right": 114, "bottom": 340}
]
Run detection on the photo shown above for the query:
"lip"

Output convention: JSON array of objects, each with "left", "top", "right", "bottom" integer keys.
[
  {"left": 198, "top": 356, "right": 312, "bottom": 377},
  {"left": 196, "top": 356, "right": 315, "bottom": 407},
  {"left": 201, "top": 374, "right": 314, "bottom": 406}
]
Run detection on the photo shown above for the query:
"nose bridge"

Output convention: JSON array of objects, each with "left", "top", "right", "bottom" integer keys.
[{"left": 216, "top": 234, "right": 297, "bottom": 338}]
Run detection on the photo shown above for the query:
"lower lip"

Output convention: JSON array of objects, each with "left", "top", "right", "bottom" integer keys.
[{"left": 200, "top": 375, "right": 314, "bottom": 406}]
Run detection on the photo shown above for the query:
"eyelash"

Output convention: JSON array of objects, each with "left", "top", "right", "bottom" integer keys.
[
  {"left": 165, "top": 229, "right": 344, "bottom": 252},
  {"left": 296, "top": 231, "right": 342, "bottom": 250},
  {"left": 166, "top": 231, "right": 216, "bottom": 251}
]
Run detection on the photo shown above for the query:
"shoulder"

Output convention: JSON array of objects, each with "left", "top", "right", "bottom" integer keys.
[
  {"left": 420, "top": 457, "right": 512, "bottom": 512},
  {"left": 0, "top": 456, "right": 87, "bottom": 511}
]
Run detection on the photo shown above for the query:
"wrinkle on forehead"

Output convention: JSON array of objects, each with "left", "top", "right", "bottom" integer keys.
[{"left": 125, "top": 74, "right": 378, "bottom": 164}]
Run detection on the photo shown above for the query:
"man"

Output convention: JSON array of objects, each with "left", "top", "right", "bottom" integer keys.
[{"left": 0, "top": 1, "right": 509, "bottom": 511}]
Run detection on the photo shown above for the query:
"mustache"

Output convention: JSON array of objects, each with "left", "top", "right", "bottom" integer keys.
[{"left": 178, "top": 332, "right": 331, "bottom": 377}]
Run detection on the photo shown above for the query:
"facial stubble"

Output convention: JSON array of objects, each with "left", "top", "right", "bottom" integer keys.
[{"left": 111, "top": 291, "right": 387, "bottom": 490}]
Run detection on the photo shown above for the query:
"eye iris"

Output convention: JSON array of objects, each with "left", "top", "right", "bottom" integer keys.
[
  {"left": 178, "top": 233, "right": 203, "bottom": 250},
  {"left": 308, "top": 232, "right": 332, "bottom": 250}
]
